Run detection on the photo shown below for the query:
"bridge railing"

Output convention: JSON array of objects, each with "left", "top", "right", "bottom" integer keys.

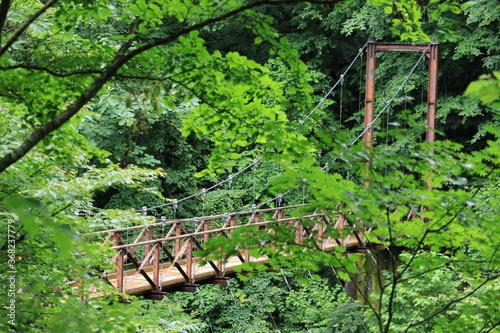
[{"left": 89, "top": 205, "right": 366, "bottom": 294}]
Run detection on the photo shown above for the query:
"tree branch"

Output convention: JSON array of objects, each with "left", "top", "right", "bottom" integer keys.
[
  {"left": 51, "top": 202, "right": 73, "bottom": 217},
  {"left": 481, "top": 319, "right": 500, "bottom": 333},
  {"left": 384, "top": 249, "right": 399, "bottom": 333},
  {"left": 0, "top": 0, "right": 344, "bottom": 173},
  {"left": 397, "top": 259, "right": 492, "bottom": 284},
  {"left": 0, "top": 64, "right": 203, "bottom": 80},
  {"left": 0, "top": 0, "right": 12, "bottom": 45},
  {"left": 0, "top": 17, "right": 140, "bottom": 173},
  {"left": 0, "top": 64, "right": 102, "bottom": 77},
  {"left": 403, "top": 274, "right": 500, "bottom": 332},
  {"left": 395, "top": 163, "right": 498, "bottom": 282},
  {"left": 121, "top": 0, "right": 344, "bottom": 64},
  {"left": 0, "top": 0, "right": 59, "bottom": 57}
]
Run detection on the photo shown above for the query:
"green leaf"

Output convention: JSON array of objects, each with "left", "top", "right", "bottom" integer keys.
[
  {"left": 137, "top": 0, "right": 148, "bottom": 11},
  {"left": 464, "top": 72, "right": 500, "bottom": 104}
]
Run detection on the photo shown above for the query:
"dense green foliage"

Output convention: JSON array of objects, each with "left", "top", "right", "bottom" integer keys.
[
  {"left": 1, "top": 0, "right": 499, "bottom": 332},
  {"left": 169, "top": 270, "right": 366, "bottom": 333}
]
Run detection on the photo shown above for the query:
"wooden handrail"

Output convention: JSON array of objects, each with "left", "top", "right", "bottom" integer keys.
[
  {"left": 87, "top": 204, "right": 313, "bottom": 234},
  {"left": 110, "top": 213, "right": 330, "bottom": 250}
]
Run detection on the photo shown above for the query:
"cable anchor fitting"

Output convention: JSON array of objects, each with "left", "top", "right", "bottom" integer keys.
[{"left": 276, "top": 194, "right": 283, "bottom": 207}]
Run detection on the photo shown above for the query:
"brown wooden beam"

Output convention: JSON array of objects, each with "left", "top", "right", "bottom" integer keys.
[
  {"left": 374, "top": 43, "right": 429, "bottom": 53},
  {"left": 126, "top": 249, "right": 159, "bottom": 292},
  {"left": 123, "top": 244, "right": 159, "bottom": 290},
  {"left": 145, "top": 228, "right": 151, "bottom": 265},
  {"left": 209, "top": 277, "right": 229, "bottom": 285},
  {"left": 426, "top": 41, "right": 439, "bottom": 145},
  {"left": 186, "top": 237, "right": 193, "bottom": 282},
  {"left": 159, "top": 242, "right": 190, "bottom": 282},
  {"left": 295, "top": 221, "right": 303, "bottom": 244},
  {"left": 116, "top": 249, "right": 125, "bottom": 293},
  {"left": 110, "top": 214, "right": 328, "bottom": 250},
  {"left": 203, "top": 220, "right": 210, "bottom": 243},
  {"left": 190, "top": 237, "right": 222, "bottom": 276},
  {"left": 153, "top": 242, "right": 160, "bottom": 288},
  {"left": 364, "top": 37, "right": 376, "bottom": 148},
  {"left": 175, "top": 223, "right": 181, "bottom": 255}
]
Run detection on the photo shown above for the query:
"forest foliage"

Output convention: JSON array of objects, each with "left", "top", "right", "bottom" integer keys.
[{"left": 0, "top": 0, "right": 499, "bottom": 332}]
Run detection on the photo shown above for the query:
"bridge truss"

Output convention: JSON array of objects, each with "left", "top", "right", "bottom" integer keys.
[{"left": 87, "top": 205, "right": 376, "bottom": 299}]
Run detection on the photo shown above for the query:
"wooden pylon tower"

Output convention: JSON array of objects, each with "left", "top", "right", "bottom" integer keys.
[{"left": 363, "top": 37, "right": 438, "bottom": 189}]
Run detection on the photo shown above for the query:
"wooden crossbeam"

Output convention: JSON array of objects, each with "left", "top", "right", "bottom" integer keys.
[{"left": 123, "top": 247, "right": 160, "bottom": 292}]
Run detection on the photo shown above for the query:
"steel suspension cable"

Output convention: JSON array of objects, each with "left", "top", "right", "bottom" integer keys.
[
  {"left": 302, "top": 41, "right": 369, "bottom": 123},
  {"left": 83, "top": 42, "right": 431, "bottom": 226},
  {"left": 255, "top": 280, "right": 280, "bottom": 332},
  {"left": 197, "top": 289, "right": 215, "bottom": 333},
  {"left": 382, "top": 247, "right": 417, "bottom": 325},
  {"left": 235, "top": 43, "right": 432, "bottom": 212},
  {"left": 80, "top": 41, "right": 370, "bottom": 216},
  {"left": 330, "top": 265, "right": 371, "bottom": 333},
  {"left": 81, "top": 41, "right": 430, "bottom": 235},
  {"left": 339, "top": 74, "right": 344, "bottom": 124},
  {"left": 131, "top": 43, "right": 367, "bottom": 213}
]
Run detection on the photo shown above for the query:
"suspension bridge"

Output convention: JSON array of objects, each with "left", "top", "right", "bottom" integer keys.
[
  {"left": 82, "top": 38, "right": 439, "bottom": 299},
  {"left": 87, "top": 204, "right": 372, "bottom": 299}
]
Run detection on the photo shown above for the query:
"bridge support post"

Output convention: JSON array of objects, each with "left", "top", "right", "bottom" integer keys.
[
  {"left": 203, "top": 221, "right": 211, "bottom": 243},
  {"left": 364, "top": 37, "right": 376, "bottom": 149},
  {"left": 295, "top": 221, "right": 303, "bottom": 244},
  {"left": 113, "top": 232, "right": 125, "bottom": 294},
  {"left": 345, "top": 247, "right": 397, "bottom": 308},
  {"left": 153, "top": 242, "right": 160, "bottom": 289},
  {"left": 426, "top": 39, "right": 439, "bottom": 191},
  {"left": 116, "top": 249, "right": 125, "bottom": 294},
  {"left": 229, "top": 216, "right": 235, "bottom": 232},
  {"left": 175, "top": 223, "right": 181, "bottom": 255},
  {"left": 426, "top": 39, "right": 438, "bottom": 147},
  {"left": 362, "top": 38, "right": 439, "bottom": 218},
  {"left": 317, "top": 217, "right": 324, "bottom": 250},
  {"left": 145, "top": 228, "right": 151, "bottom": 265},
  {"left": 217, "top": 245, "right": 223, "bottom": 273},
  {"left": 186, "top": 237, "right": 193, "bottom": 283}
]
